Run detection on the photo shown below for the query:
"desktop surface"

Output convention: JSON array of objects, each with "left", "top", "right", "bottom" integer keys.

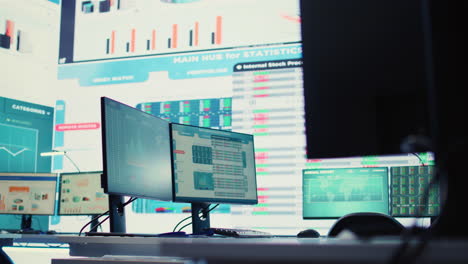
[{"left": 50, "top": 235, "right": 468, "bottom": 264}]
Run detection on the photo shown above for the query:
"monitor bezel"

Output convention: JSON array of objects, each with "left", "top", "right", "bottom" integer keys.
[
  {"left": 170, "top": 123, "right": 258, "bottom": 205},
  {"left": 0, "top": 172, "right": 58, "bottom": 216},
  {"left": 57, "top": 171, "right": 109, "bottom": 216}
]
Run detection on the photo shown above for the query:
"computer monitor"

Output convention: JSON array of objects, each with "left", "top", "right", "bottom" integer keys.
[
  {"left": 101, "top": 97, "right": 173, "bottom": 232},
  {"left": 390, "top": 165, "right": 440, "bottom": 217},
  {"left": 58, "top": 171, "right": 109, "bottom": 215},
  {"left": 299, "top": 0, "right": 463, "bottom": 237},
  {"left": 0, "top": 172, "right": 57, "bottom": 231},
  {"left": 302, "top": 168, "right": 389, "bottom": 219},
  {"left": 300, "top": 0, "right": 432, "bottom": 159},
  {"left": 171, "top": 123, "right": 257, "bottom": 234}
]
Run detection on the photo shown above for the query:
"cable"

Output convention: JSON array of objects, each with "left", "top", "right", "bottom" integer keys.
[
  {"left": 172, "top": 215, "right": 192, "bottom": 232},
  {"left": 78, "top": 211, "right": 109, "bottom": 236},
  {"left": 78, "top": 196, "right": 137, "bottom": 236},
  {"left": 63, "top": 151, "right": 81, "bottom": 173},
  {"left": 176, "top": 204, "right": 220, "bottom": 232}
]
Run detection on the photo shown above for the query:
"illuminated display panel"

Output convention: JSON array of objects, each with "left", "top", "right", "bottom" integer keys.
[
  {"left": 0, "top": 172, "right": 57, "bottom": 215},
  {"left": 58, "top": 171, "right": 109, "bottom": 215},
  {"left": 171, "top": 123, "right": 257, "bottom": 204}
]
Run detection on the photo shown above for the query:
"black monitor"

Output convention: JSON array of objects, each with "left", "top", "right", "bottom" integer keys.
[
  {"left": 302, "top": 167, "right": 389, "bottom": 219},
  {"left": 58, "top": 171, "right": 109, "bottom": 215},
  {"left": 170, "top": 123, "right": 257, "bottom": 234},
  {"left": 300, "top": 0, "right": 432, "bottom": 159},
  {"left": 299, "top": 0, "right": 464, "bottom": 237},
  {"left": 101, "top": 97, "right": 173, "bottom": 232},
  {"left": 0, "top": 172, "right": 57, "bottom": 232}
]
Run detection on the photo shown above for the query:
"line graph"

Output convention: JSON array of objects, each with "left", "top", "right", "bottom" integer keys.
[
  {"left": 0, "top": 123, "right": 38, "bottom": 172},
  {"left": 0, "top": 144, "right": 30, "bottom": 157}
]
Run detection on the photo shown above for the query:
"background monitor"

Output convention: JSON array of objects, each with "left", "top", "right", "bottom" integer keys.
[
  {"left": 171, "top": 123, "right": 257, "bottom": 205},
  {"left": 302, "top": 168, "right": 389, "bottom": 219},
  {"left": 300, "top": 0, "right": 432, "bottom": 159},
  {"left": 58, "top": 171, "right": 109, "bottom": 215},
  {"left": 390, "top": 165, "right": 440, "bottom": 217},
  {"left": 101, "top": 97, "right": 173, "bottom": 200},
  {"left": 0, "top": 172, "right": 57, "bottom": 215}
]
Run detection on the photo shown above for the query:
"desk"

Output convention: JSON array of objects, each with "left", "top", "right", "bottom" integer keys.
[
  {"left": 3, "top": 234, "right": 468, "bottom": 264},
  {"left": 57, "top": 235, "right": 468, "bottom": 264}
]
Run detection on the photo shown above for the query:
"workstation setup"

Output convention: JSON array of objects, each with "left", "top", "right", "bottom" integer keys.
[{"left": 1, "top": 0, "right": 466, "bottom": 263}]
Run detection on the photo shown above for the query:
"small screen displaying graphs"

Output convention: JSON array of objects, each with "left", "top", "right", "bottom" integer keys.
[
  {"left": 58, "top": 172, "right": 109, "bottom": 215},
  {"left": 0, "top": 173, "right": 57, "bottom": 215},
  {"left": 0, "top": 97, "right": 54, "bottom": 173},
  {"left": 302, "top": 168, "right": 389, "bottom": 218},
  {"left": 171, "top": 123, "right": 257, "bottom": 204},
  {"left": 390, "top": 165, "right": 440, "bottom": 217},
  {"left": 101, "top": 97, "right": 172, "bottom": 200},
  {"left": 137, "top": 98, "right": 231, "bottom": 129},
  {"left": 59, "top": 0, "right": 300, "bottom": 63}
]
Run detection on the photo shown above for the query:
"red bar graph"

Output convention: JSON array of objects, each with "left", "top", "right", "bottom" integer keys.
[
  {"left": 152, "top": 29, "right": 156, "bottom": 50},
  {"left": 5, "top": 20, "right": 14, "bottom": 45},
  {"left": 172, "top": 24, "right": 178, "bottom": 48},
  {"left": 111, "top": 30, "right": 116, "bottom": 54},
  {"left": 194, "top": 22, "right": 199, "bottom": 46},
  {"left": 215, "top": 16, "right": 222, "bottom": 45},
  {"left": 130, "top": 28, "right": 136, "bottom": 52}
]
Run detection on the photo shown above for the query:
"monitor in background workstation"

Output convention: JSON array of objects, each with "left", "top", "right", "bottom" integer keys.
[
  {"left": 171, "top": 123, "right": 257, "bottom": 234},
  {"left": 0, "top": 172, "right": 57, "bottom": 233},
  {"left": 302, "top": 167, "right": 389, "bottom": 219},
  {"left": 101, "top": 97, "right": 173, "bottom": 233},
  {"left": 390, "top": 165, "right": 440, "bottom": 218},
  {"left": 299, "top": 0, "right": 460, "bottom": 236},
  {"left": 58, "top": 171, "right": 109, "bottom": 214}
]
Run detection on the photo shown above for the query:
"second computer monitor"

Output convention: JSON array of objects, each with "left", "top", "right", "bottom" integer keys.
[
  {"left": 58, "top": 171, "right": 109, "bottom": 215},
  {"left": 171, "top": 123, "right": 257, "bottom": 204},
  {"left": 101, "top": 97, "right": 173, "bottom": 200}
]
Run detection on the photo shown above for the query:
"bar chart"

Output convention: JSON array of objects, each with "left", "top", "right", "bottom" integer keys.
[{"left": 62, "top": 0, "right": 301, "bottom": 63}]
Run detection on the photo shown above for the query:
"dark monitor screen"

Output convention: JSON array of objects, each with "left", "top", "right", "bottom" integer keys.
[
  {"left": 302, "top": 167, "right": 389, "bottom": 219},
  {"left": 58, "top": 171, "right": 109, "bottom": 215},
  {"left": 101, "top": 97, "right": 172, "bottom": 200},
  {"left": 171, "top": 123, "right": 257, "bottom": 204},
  {"left": 300, "top": 0, "right": 432, "bottom": 159},
  {"left": 0, "top": 172, "right": 57, "bottom": 215},
  {"left": 390, "top": 165, "right": 440, "bottom": 217}
]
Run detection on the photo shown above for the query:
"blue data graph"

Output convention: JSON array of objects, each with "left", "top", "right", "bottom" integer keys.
[{"left": 0, "top": 123, "right": 38, "bottom": 172}]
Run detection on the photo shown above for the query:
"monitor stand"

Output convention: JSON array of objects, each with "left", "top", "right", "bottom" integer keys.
[
  {"left": 191, "top": 202, "right": 211, "bottom": 235},
  {"left": 108, "top": 194, "right": 126, "bottom": 233},
  {"left": 20, "top": 214, "right": 33, "bottom": 231}
]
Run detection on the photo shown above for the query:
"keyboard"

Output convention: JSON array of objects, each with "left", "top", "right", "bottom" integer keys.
[{"left": 208, "top": 227, "right": 273, "bottom": 238}]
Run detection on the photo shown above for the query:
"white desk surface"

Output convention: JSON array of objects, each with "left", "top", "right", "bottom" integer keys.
[{"left": 53, "top": 235, "right": 468, "bottom": 264}]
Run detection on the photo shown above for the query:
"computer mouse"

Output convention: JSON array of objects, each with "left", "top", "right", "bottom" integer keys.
[{"left": 297, "top": 229, "right": 320, "bottom": 238}]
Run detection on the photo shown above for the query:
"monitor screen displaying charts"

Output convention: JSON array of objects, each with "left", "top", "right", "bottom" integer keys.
[
  {"left": 303, "top": 167, "right": 389, "bottom": 218},
  {"left": 0, "top": 172, "right": 57, "bottom": 215},
  {"left": 58, "top": 171, "right": 109, "bottom": 215},
  {"left": 171, "top": 123, "right": 257, "bottom": 204}
]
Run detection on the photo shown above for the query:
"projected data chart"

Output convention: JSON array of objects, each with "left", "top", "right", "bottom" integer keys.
[
  {"left": 137, "top": 98, "right": 231, "bottom": 129},
  {"left": 230, "top": 59, "right": 305, "bottom": 217},
  {"left": 59, "top": 0, "right": 301, "bottom": 63},
  {"left": 0, "top": 124, "right": 38, "bottom": 172}
]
